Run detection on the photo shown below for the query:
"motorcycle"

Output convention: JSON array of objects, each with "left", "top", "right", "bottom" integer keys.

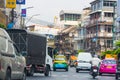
[{"left": 90, "top": 65, "right": 98, "bottom": 79}]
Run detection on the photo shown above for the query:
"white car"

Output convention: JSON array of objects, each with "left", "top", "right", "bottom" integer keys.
[{"left": 76, "top": 52, "right": 92, "bottom": 72}]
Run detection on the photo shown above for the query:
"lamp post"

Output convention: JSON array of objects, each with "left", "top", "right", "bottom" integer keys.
[
  {"left": 21, "top": 6, "right": 34, "bottom": 29},
  {"left": 25, "top": 14, "right": 40, "bottom": 25}
]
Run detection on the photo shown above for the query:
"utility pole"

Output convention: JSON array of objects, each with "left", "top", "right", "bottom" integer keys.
[{"left": 112, "top": 2, "right": 117, "bottom": 49}]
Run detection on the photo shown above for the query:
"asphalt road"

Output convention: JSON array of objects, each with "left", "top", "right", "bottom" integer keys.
[{"left": 26, "top": 67, "right": 116, "bottom": 80}]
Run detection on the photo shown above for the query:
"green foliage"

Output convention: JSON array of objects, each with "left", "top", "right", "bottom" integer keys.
[
  {"left": 0, "top": 24, "right": 6, "bottom": 29},
  {"left": 115, "top": 41, "right": 120, "bottom": 47},
  {"left": 114, "top": 48, "right": 120, "bottom": 54},
  {"left": 101, "top": 50, "right": 114, "bottom": 56},
  {"left": 77, "top": 49, "right": 84, "bottom": 54}
]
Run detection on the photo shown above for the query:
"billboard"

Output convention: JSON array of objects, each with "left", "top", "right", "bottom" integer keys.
[
  {"left": 21, "top": 9, "right": 26, "bottom": 17},
  {"left": 0, "top": 0, "right": 4, "bottom": 8},
  {"left": 16, "top": 0, "right": 25, "bottom": 4},
  {"left": 6, "top": 0, "right": 16, "bottom": 8}
]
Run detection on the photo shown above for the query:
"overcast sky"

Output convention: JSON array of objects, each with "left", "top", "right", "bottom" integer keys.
[{"left": 22, "top": 0, "right": 94, "bottom": 23}]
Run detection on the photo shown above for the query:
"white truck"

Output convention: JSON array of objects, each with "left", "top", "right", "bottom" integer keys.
[{"left": 6, "top": 29, "right": 53, "bottom": 76}]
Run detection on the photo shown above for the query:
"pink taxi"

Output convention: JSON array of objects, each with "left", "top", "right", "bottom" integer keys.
[{"left": 99, "top": 58, "right": 117, "bottom": 75}]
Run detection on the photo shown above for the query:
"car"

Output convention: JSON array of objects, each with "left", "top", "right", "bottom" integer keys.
[
  {"left": 99, "top": 58, "right": 117, "bottom": 75},
  {"left": 76, "top": 52, "right": 92, "bottom": 72},
  {"left": 53, "top": 55, "right": 69, "bottom": 71},
  {"left": 0, "top": 28, "right": 26, "bottom": 80}
]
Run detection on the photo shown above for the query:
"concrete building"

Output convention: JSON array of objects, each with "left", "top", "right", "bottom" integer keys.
[
  {"left": 115, "top": 0, "right": 120, "bottom": 41},
  {"left": 85, "top": 0, "right": 117, "bottom": 54},
  {"left": 76, "top": 7, "right": 91, "bottom": 50},
  {"left": 59, "top": 10, "right": 81, "bottom": 27}
]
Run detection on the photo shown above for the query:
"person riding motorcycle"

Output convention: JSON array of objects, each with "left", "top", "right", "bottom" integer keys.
[{"left": 90, "top": 55, "right": 101, "bottom": 74}]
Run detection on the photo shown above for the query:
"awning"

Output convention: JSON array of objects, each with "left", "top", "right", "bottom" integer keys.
[{"left": 62, "top": 26, "right": 76, "bottom": 34}]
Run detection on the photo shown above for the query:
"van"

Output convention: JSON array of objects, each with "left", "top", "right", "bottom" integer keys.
[
  {"left": 0, "top": 28, "right": 26, "bottom": 80},
  {"left": 76, "top": 52, "right": 92, "bottom": 72}
]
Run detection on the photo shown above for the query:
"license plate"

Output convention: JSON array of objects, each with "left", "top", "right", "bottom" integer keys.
[
  {"left": 107, "top": 66, "right": 112, "bottom": 68},
  {"left": 93, "top": 69, "right": 97, "bottom": 72}
]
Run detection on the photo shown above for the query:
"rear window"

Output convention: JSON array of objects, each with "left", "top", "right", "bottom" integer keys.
[
  {"left": 55, "top": 57, "right": 66, "bottom": 61},
  {"left": 102, "top": 60, "right": 116, "bottom": 64}
]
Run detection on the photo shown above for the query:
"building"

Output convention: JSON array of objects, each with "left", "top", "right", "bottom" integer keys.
[
  {"left": 59, "top": 10, "right": 81, "bottom": 27},
  {"left": 115, "top": 0, "right": 120, "bottom": 41},
  {"left": 85, "top": 0, "right": 117, "bottom": 55},
  {"left": 57, "top": 10, "right": 82, "bottom": 52},
  {"left": 76, "top": 7, "right": 91, "bottom": 50}
]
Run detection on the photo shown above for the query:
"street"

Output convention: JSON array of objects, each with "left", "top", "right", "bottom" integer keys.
[{"left": 26, "top": 67, "right": 115, "bottom": 80}]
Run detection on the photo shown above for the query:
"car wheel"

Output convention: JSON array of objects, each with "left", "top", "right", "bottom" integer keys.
[
  {"left": 115, "top": 73, "right": 119, "bottom": 80},
  {"left": 21, "top": 70, "right": 26, "bottom": 80},
  {"left": 66, "top": 68, "right": 68, "bottom": 71},
  {"left": 99, "top": 72, "right": 102, "bottom": 76},
  {"left": 5, "top": 69, "right": 11, "bottom": 80},
  {"left": 76, "top": 70, "right": 79, "bottom": 73},
  {"left": 53, "top": 68, "right": 56, "bottom": 71}
]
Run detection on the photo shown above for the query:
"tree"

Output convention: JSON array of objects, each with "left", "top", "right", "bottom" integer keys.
[
  {"left": 0, "top": 24, "right": 6, "bottom": 29},
  {"left": 115, "top": 40, "right": 120, "bottom": 47}
]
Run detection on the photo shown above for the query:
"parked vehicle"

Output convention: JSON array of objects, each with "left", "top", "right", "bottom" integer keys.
[
  {"left": 6, "top": 29, "right": 53, "bottom": 76},
  {"left": 53, "top": 55, "right": 69, "bottom": 71},
  {"left": 0, "top": 28, "right": 26, "bottom": 80},
  {"left": 99, "top": 58, "right": 116, "bottom": 75},
  {"left": 76, "top": 52, "right": 92, "bottom": 72},
  {"left": 90, "top": 65, "right": 98, "bottom": 79}
]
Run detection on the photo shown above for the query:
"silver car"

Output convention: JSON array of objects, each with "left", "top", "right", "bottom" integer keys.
[{"left": 0, "top": 28, "right": 26, "bottom": 80}]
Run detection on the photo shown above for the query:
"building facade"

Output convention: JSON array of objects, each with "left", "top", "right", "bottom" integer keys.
[
  {"left": 85, "top": 0, "right": 117, "bottom": 55},
  {"left": 59, "top": 10, "right": 81, "bottom": 27}
]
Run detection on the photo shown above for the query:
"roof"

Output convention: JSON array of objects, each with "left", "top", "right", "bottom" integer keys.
[
  {"left": 61, "top": 26, "right": 76, "bottom": 34},
  {"left": 60, "top": 10, "right": 81, "bottom": 15}
]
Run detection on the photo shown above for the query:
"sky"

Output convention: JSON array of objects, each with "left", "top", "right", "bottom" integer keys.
[{"left": 22, "top": 0, "right": 94, "bottom": 23}]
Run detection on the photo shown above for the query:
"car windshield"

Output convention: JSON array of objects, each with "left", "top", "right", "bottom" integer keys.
[
  {"left": 103, "top": 60, "right": 116, "bottom": 64},
  {"left": 55, "top": 57, "right": 66, "bottom": 61}
]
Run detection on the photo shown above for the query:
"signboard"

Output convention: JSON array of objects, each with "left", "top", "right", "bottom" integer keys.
[
  {"left": 0, "top": 0, "right": 4, "bottom": 8},
  {"left": 6, "top": 0, "right": 16, "bottom": 8},
  {"left": 21, "top": 9, "right": 26, "bottom": 17},
  {"left": 16, "top": 0, "right": 25, "bottom": 4}
]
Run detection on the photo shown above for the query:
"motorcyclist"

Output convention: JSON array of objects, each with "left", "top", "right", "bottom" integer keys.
[{"left": 90, "top": 55, "right": 101, "bottom": 74}]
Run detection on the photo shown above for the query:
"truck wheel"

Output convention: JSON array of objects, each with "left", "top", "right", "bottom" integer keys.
[
  {"left": 5, "top": 69, "right": 11, "bottom": 80},
  {"left": 115, "top": 73, "right": 119, "bottom": 80},
  {"left": 44, "top": 66, "right": 50, "bottom": 76},
  {"left": 30, "top": 68, "right": 34, "bottom": 76}
]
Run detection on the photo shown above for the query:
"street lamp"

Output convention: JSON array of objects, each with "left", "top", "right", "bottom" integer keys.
[
  {"left": 20, "top": 6, "right": 34, "bottom": 29},
  {"left": 25, "top": 14, "right": 40, "bottom": 25}
]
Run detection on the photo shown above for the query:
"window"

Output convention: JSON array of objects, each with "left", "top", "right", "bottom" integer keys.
[
  {"left": 104, "top": 12, "right": 113, "bottom": 17},
  {"left": 8, "top": 41, "right": 14, "bottom": 54},
  {"left": 108, "top": 27, "right": 112, "bottom": 33},
  {"left": 107, "top": 40, "right": 112, "bottom": 48},
  {"left": 0, "top": 36, "right": 7, "bottom": 52},
  {"left": 103, "top": 1, "right": 116, "bottom": 7}
]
